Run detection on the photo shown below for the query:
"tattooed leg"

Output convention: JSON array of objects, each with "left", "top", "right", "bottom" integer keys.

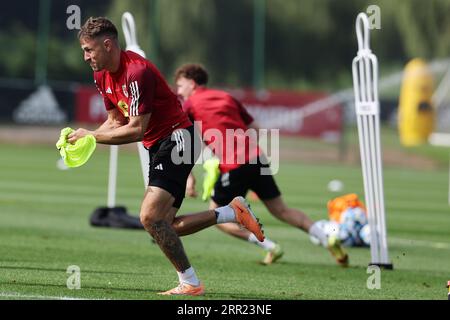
[
  {"left": 148, "top": 220, "right": 191, "bottom": 272},
  {"left": 139, "top": 186, "right": 192, "bottom": 272}
]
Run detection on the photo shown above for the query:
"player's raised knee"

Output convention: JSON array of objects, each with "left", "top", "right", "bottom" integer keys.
[{"left": 140, "top": 211, "right": 160, "bottom": 231}]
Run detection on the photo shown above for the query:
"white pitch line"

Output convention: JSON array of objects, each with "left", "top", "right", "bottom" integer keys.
[{"left": 0, "top": 292, "right": 110, "bottom": 300}]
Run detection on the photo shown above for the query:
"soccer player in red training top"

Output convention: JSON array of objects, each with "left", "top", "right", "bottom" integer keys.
[
  {"left": 175, "top": 63, "right": 349, "bottom": 267},
  {"left": 68, "top": 17, "right": 265, "bottom": 296}
]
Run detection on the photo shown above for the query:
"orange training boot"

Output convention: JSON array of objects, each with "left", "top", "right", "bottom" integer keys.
[
  {"left": 229, "top": 196, "right": 265, "bottom": 242},
  {"left": 158, "top": 282, "right": 205, "bottom": 296}
]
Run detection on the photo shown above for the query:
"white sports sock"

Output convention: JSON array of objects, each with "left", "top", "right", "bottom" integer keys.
[
  {"left": 248, "top": 233, "right": 276, "bottom": 251},
  {"left": 309, "top": 222, "right": 329, "bottom": 247},
  {"left": 177, "top": 266, "right": 200, "bottom": 286},
  {"left": 215, "top": 205, "right": 236, "bottom": 224}
]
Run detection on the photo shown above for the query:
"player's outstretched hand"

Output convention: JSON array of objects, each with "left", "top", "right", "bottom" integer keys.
[{"left": 68, "top": 128, "right": 93, "bottom": 144}]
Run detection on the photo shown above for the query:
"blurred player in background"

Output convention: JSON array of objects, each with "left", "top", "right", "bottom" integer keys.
[
  {"left": 69, "top": 17, "right": 265, "bottom": 296},
  {"left": 175, "top": 63, "right": 349, "bottom": 267}
]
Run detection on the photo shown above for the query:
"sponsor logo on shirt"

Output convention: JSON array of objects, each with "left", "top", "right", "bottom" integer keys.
[
  {"left": 117, "top": 100, "right": 129, "bottom": 117},
  {"left": 106, "top": 87, "right": 112, "bottom": 94}
]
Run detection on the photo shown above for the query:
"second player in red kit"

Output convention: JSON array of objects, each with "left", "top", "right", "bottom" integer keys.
[{"left": 175, "top": 63, "right": 349, "bottom": 268}]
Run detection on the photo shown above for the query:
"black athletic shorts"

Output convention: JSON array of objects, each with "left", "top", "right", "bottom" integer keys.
[
  {"left": 211, "top": 155, "right": 281, "bottom": 206},
  {"left": 147, "top": 125, "right": 200, "bottom": 208}
]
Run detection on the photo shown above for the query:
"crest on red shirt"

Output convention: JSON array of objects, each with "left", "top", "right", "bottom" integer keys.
[{"left": 122, "top": 84, "right": 128, "bottom": 98}]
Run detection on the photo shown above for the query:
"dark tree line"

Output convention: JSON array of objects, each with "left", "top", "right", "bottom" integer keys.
[{"left": 1, "top": 0, "right": 449, "bottom": 90}]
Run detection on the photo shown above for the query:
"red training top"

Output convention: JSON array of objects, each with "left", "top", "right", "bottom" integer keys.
[
  {"left": 183, "top": 87, "right": 261, "bottom": 173},
  {"left": 94, "top": 50, "right": 191, "bottom": 148}
]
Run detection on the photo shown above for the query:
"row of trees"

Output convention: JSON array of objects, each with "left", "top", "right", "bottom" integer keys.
[{"left": 1, "top": 0, "right": 449, "bottom": 91}]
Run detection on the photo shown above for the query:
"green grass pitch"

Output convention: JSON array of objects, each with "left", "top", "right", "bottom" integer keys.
[{"left": 0, "top": 141, "right": 449, "bottom": 300}]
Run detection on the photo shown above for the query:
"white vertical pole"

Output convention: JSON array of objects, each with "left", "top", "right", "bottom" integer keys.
[
  {"left": 137, "top": 142, "right": 149, "bottom": 187},
  {"left": 107, "top": 145, "right": 119, "bottom": 208},
  {"left": 352, "top": 12, "right": 392, "bottom": 268},
  {"left": 122, "top": 13, "right": 149, "bottom": 189}
]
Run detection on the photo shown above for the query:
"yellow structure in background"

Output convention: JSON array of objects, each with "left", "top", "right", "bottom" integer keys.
[{"left": 398, "top": 58, "right": 435, "bottom": 146}]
